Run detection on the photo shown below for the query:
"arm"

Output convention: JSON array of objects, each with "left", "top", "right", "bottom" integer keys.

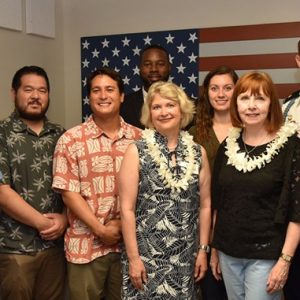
[
  {"left": 267, "top": 222, "right": 300, "bottom": 293},
  {"left": 0, "top": 184, "right": 53, "bottom": 232},
  {"left": 61, "top": 190, "right": 121, "bottom": 245},
  {"left": 194, "top": 146, "right": 211, "bottom": 282},
  {"left": 119, "top": 143, "right": 147, "bottom": 290}
]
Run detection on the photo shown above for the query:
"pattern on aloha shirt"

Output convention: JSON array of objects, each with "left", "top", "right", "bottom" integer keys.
[
  {"left": 52, "top": 116, "right": 141, "bottom": 263},
  {"left": 0, "top": 112, "right": 65, "bottom": 254}
]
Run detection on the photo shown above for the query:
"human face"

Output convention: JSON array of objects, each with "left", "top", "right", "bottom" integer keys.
[
  {"left": 140, "top": 49, "right": 171, "bottom": 91},
  {"left": 89, "top": 74, "right": 124, "bottom": 119},
  {"left": 13, "top": 74, "right": 49, "bottom": 120},
  {"left": 208, "top": 74, "right": 235, "bottom": 112},
  {"left": 150, "top": 94, "right": 181, "bottom": 135},
  {"left": 237, "top": 88, "right": 271, "bottom": 128}
]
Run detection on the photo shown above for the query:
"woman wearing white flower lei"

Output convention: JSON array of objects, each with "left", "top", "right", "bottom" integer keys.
[
  {"left": 119, "top": 81, "right": 211, "bottom": 299},
  {"left": 210, "top": 71, "right": 300, "bottom": 300}
]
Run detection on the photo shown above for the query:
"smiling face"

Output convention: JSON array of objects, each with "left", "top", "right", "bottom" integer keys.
[
  {"left": 13, "top": 74, "right": 49, "bottom": 120},
  {"left": 237, "top": 88, "right": 271, "bottom": 128},
  {"left": 208, "top": 74, "right": 235, "bottom": 112},
  {"left": 150, "top": 94, "right": 181, "bottom": 135},
  {"left": 140, "top": 48, "right": 171, "bottom": 91},
  {"left": 89, "top": 74, "right": 124, "bottom": 119}
]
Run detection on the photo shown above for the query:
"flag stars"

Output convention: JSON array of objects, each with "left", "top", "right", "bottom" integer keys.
[
  {"left": 188, "top": 32, "right": 198, "bottom": 43},
  {"left": 102, "top": 58, "right": 109, "bottom": 66},
  {"left": 83, "top": 96, "right": 89, "bottom": 105},
  {"left": 188, "top": 53, "right": 197, "bottom": 63},
  {"left": 169, "top": 55, "right": 174, "bottom": 64},
  {"left": 82, "top": 77, "right": 87, "bottom": 87},
  {"left": 132, "top": 46, "right": 141, "bottom": 56},
  {"left": 101, "top": 38, "right": 110, "bottom": 48},
  {"left": 122, "top": 36, "right": 131, "bottom": 47},
  {"left": 143, "top": 35, "right": 152, "bottom": 45},
  {"left": 133, "top": 85, "right": 140, "bottom": 92},
  {"left": 82, "top": 59, "right": 90, "bottom": 68},
  {"left": 188, "top": 73, "right": 197, "bottom": 83},
  {"left": 112, "top": 47, "right": 120, "bottom": 57},
  {"left": 177, "top": 43, "right": 186, "bottom": 53},
  {"left": 82, "top": 40, "right": 90, "bottom": 49},
  {"left": 133, "top": 65, "right": 140, "bottom": 75},
  {"left": 176, "top": 63, "right": 186, "bottom": 74},
  {"left": 114, "top": 67, "right": 120, "bottom": 73},
  {"left": 123, "top": 76, "right": 130, "bottom": 85},
  {"left": 92, "top": 48, "right": 100, "bottom": 58},
  {"left": 165, "top": 34, "right": 175, "bottom": 44},
  {"left": 122, "top": 56, "right": 131, "bottom": 66}
]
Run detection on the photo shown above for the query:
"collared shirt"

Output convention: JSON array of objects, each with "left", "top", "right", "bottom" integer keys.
[
  {"left": 283, "top": 90, "right": 300, "bottom": 124},
  {"left": 0, "top": 112, "right": 65, "bottom": 254},
  {"left": 52, "top": 115, "right": 141, "bottom": 264}
]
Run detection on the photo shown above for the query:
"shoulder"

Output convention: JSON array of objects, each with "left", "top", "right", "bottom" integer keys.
[
  {"left": 121, "top": 121, "right": 142, "bottom": 139},
  {"left": 46, "top": 121, "right": 65, "bottom": 135},
  {"left": 284, "top": 89, "right": 300, "bottom": 104}
]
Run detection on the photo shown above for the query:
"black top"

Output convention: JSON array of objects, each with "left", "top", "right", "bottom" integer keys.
[
  {"left": 120, "top": 89, "right": 145, "bottom": 129},
  {"left": 212, "top": 133, "right": 300, "bottom": 260}
]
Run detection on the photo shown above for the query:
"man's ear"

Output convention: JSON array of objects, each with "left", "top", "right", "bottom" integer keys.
[
  {"left": 10, "top": 88, "right": 16, "bottom": 103},
  {"left": 120, "top": 93, "right": 124, "bottom": 103},
  {"left": 296, "top": 54, "right": 300, "bottom": 68}
]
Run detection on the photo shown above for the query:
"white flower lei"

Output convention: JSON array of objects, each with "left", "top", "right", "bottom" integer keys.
[
  {"left": 225, "top": 120, "right": 298, "bottom": 173},
  {"left": 143, "top": 129, "right": 196, "bottom": 192}
]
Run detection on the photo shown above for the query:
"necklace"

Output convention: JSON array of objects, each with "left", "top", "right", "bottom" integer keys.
[
  {"left": 242, "top": 132, "right": 269, "bottom": 156},
  {"left": 225, "top": 120, "right": 297, "bottom": 173},
  {"left": 143, "top": 129, "right": 197, "bottom": 192}
]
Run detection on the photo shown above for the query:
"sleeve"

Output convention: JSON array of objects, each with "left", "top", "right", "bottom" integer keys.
[
  {"left": 52, "top": 132, "right": 81, "bottom": 193},
  {"left": 289, "top": 135, "right": 300, "bottom": 222},
  {"left": 211, "top": 141, "right": 226, "bottom": 210},
  {"left": 0, "top": 127, "right": 11, "bottom": 185}
]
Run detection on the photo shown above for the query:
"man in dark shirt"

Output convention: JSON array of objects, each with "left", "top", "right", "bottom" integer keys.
[
  {"left": 282, "top": 39, "right": 300, "bottom": 300},
  {"left": 120, "top": 44, "right": 171, "bottom": 128},
  {"left": 0, "top": 66, "right": 66, "bottom": 300}
]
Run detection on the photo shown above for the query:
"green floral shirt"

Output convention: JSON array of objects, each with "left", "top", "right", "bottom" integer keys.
[{"left": 0, "top": 112, "right": 65, "bottom": 254}]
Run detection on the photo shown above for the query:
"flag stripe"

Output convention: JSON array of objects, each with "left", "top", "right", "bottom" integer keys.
[
  {"left": 200, "top": 53, "right": 297, "bottom": 71},
  {"left": 198, "top": 22, "right": 300, "bottom": 42},
  {"left": 198, "top": 22, "right": 300, "bottom": 99},
  {"left": 200, "top": 38, "right": 299, "bottom": 57}
]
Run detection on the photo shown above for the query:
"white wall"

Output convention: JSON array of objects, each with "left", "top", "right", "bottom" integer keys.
[
  {"left": 1, "top": 0, "right": 299, "bottom": 128},
  {"left": 0, "top": 0, "right": 65, "bottom": 126}
]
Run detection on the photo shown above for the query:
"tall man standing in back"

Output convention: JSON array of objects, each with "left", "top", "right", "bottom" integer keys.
[
  {"left": 282, "top": 39, "right": 300, "bottom": 300},
  {"left": 120, "top": 44, "right": 171, "bottom": 128},
  {"left": 0, "top": 66, "right": 66, "bottom": 300},
  {"left": 52, "top": 67, "right": 141, "bottom": 300}
]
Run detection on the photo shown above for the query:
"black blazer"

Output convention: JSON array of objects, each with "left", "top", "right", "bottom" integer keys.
[{"left": 120, "top": 89, "right": 145, "bottom": 129}]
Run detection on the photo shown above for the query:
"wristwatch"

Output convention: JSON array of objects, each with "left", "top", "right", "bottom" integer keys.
[
  {"left": 198, "top": 244, "right": 210, "bottom": 253},
  {"left": 280, "top": 252, "right": 293, "bottom": 263}
]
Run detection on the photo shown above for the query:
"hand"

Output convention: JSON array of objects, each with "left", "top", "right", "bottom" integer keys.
[
  {"left": 266, "top": 259, "right": 290, "bottom": 294},
  {"left": 129, "top": 257, "right": 147, "bottom": 290},
  {"left": 210, "top": 248, "right": 223, "bottom": 281},
  {"left": 99, "top": 219, "right": 122, "bottom": 245},
  {"left": 40, "top": 213, "right": 68, "bottom": 240},
  {"left": 194, "top": 251, "right": 208, "bottom": 282}
]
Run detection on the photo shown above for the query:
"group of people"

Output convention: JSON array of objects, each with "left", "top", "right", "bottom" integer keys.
[{"left": 0, "top": 41, "right": 299, "bottom": 300}]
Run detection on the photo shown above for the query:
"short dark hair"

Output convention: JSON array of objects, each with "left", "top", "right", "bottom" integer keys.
[
  {"left": 12, "top": 66, "right": 50, "bottom": 92},
  {"left": 298, "top": 39, "right": 300, "bottom": 54},
  {"left": 140, "top": 44, "right": 169, "bottom": 63},
  {"left": 87, "top": 67, "right": 124, "bottom": 95}
]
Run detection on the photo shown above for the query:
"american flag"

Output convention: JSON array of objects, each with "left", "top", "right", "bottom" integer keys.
[
  {"left": 81, "top": 29, "right": 199, "bottom": 120},
  {"left": 81, "top": 22, "right": 300, "bottom": 120},
  {"left": 199, "top": 22, "right": 300, "bottom": 99}
]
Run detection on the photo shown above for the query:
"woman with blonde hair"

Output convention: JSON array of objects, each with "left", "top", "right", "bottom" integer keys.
[{"left": 120, "top": 81, "right": 211, "bottom": 299}]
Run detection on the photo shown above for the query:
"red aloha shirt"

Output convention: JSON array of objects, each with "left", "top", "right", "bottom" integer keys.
[{"left": 52, "top": 116, "right": 141, "bottom": 263}]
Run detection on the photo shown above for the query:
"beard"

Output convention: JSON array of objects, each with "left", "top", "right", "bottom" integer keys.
[{"left": 15, "top": 98, "right": 49, "bottom": 121}]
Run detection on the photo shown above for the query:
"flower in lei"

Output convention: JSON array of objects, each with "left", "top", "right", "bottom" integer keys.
[
  {"left": 225, "top": 119, "right": 298, "bottom": 173},
  {"left": 143, "top": 129, "right": 196, "bottom": 192}
]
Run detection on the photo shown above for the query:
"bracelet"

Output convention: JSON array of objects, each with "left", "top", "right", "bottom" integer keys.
[
  {"left": 198, "top": 244, "right": 210, "bottom": 253},
  {"left": 280, "top": 252, "right": 293, "bottom": 263}
]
